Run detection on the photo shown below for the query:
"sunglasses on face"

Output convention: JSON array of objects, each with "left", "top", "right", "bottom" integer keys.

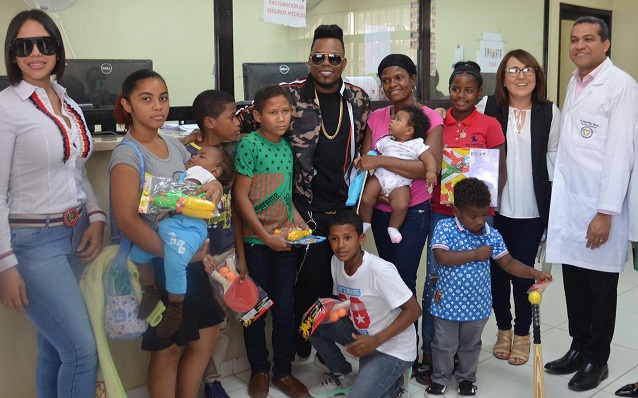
[
  {"left": 10, "top": 36, "right": 59, "bottom": 58},
  {"left": 309, "top": 52, "right": 343, "bottom": 67}
]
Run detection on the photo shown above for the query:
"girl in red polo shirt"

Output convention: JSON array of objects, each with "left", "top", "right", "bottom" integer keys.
[{"left": 419, "top": 61, "right": 506, "bottom": 386}]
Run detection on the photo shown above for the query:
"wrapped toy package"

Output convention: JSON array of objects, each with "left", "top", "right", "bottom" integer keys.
[
  {"left": 299, "top": 298, "right": 351, "bottom": 340},
  {"left": 440, "top": 148, "right": 500, "bottom": 207},
  {"left": 208, "top": 254, "right": 274, "bottom": 328},
  {"left": 138, "top": 172, "right": 217, "bottom": 219}
]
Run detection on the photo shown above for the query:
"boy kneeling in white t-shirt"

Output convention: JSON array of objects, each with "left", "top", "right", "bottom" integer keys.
[{"left": 308, "top": 210, "right": 421, "bottom": 398}]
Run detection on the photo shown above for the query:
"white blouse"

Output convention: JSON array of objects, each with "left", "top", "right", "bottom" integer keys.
[
  {"left": 0, "top": 81, "right": 105, "bottom": 271},
  {"left": 477, "top": 97, "right": 560, "bottom": 219}
]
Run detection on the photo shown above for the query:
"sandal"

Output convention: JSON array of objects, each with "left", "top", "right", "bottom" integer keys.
[
  {"left": 508, "top": 334, "right": 530, "bottom": 365},
  {"left": 493, "top": 329, "right": 513, "bottom": 360}
]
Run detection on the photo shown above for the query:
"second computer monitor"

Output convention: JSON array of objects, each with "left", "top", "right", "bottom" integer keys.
[{"left": 242, "top": 62, "right": 309, "bottom": 101}]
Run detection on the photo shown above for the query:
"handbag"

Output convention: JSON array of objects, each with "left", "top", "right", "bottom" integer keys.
[
  {"left": 103, "top": 141, "right": 148, "bottom": 340},
  {"left": 632, "top": 241, "right": 638, "bottom": 272}
]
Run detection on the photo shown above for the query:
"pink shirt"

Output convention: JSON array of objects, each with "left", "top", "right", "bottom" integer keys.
[
  {"left": 573, "top": 58, "right": 606, "bottom": 98},
  {"left": 367, "top": 105, "right": 443, "bottom": 212}
]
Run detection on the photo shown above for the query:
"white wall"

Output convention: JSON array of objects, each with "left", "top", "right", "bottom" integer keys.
[{"left": 433, "top": 0, "right": 545, "bottom": 95}]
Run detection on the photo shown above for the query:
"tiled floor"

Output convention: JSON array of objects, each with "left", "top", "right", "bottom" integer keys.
[{"left": 129, "top": 262, "right": 638, "bottom": 398}]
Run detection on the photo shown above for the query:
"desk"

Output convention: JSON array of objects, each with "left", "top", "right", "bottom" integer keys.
[{"left": 92, "top": 130, "right": 186, "bottom": 152}]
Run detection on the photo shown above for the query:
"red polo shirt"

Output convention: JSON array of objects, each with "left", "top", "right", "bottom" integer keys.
[{"left": 431, "top": 108, "right": 505, "bottom": 215}]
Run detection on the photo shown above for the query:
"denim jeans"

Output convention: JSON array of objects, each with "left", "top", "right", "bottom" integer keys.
[
  {"left": 11, "top": 212, "right": 97, "bottom": 398},
  {"left": 421, "top": 212, "right": 493, "bottom": 356},
  {"left": 490, "top": 214, "right": 544, "bottom": 335},
  {"left": 371, "top": 201, "right": 430, "bottom": 296},
  {"left": 243, "top": 243, "right": 297, "bottom": 378},
  {"left": 310, "top": 318, "right": 411, "bottom": 398}
]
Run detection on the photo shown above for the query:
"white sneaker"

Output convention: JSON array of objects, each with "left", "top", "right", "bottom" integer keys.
[
  {"left": 309, "top": 372, "right": 356, "bottom": 397},
  {"left": 313, "top": 353, "right": 330, "bottom": 372}
]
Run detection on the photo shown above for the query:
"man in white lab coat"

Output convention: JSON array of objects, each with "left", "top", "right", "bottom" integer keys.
[
  {"left": 613, "top": 124, "right": 638, "bottom": 397},
  {"left": 544, "top": 16, "right": 638, "bottom": 392}
]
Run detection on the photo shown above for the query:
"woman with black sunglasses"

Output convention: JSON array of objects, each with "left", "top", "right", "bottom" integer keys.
[{"left": 0, "top": 10, "right": 105, "bottom": 397}]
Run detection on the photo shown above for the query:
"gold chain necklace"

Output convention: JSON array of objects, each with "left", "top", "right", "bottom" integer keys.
[{"left": 315, "top": 87, "right": 343, "bottom": 140}]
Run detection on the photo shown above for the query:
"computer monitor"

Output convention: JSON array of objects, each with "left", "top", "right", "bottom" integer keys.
[
  {"left": 242, "top": 62, "right": 309, "bottom": 101},
  {"left": 56, "top": 59, "right": 153, "bottom": 110}
]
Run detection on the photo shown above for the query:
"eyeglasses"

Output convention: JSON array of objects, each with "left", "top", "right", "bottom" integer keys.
[
  {"left": 10, "top": 36, "right": 59, "bottom": 57},
  {"left": 506, "top": 67, "right": 537, "bottom": 77},
  {"left": 309, "top": 53, "right": 343, "bottom": 67}
]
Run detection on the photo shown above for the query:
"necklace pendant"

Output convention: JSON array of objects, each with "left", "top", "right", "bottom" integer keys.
[{"left": 459, "top": 132, "right": 466, "bottom": 139}]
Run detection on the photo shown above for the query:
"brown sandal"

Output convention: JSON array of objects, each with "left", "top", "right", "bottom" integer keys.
[
  {"left": 508, "top": 334, "right": 530, "bottom": 365},
  {"left": 493, "top": 329, "right": 513, "bottom": 360}
]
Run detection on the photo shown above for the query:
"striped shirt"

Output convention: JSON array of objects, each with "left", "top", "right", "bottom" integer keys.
[{"left": 234, "top": 131, "right": 294, "bottom": 244}]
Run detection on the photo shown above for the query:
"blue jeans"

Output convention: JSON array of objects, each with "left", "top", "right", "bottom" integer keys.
[
  {"left": 371, "top": 202, "right": 430, "bottom": 296},
  {"left": 11, "top": 212, "right": 97, "bottom": 398},
  {"left": 421, "top": 212, "right": 493, "bottom": 356},
  {"left": 243, "top": 243, "right": 297, "bottom": 378},
  {"left": 310, "top": 317, "right": 411, "bottom": 398},
  {"left": 491, "top": 214, "right": 544, "bottom": 335}
]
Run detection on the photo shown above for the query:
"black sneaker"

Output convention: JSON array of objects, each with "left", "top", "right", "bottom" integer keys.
[
  {"left": 426, "top": 382, "right": 447, "bottom": 397},
  {"left": 204, "top": 381, "right": 230, "bottom": 398},
  {"left": 415, "top": 363, "right": 433, "bottom": 385},
  {"left": 392, "top": 387, "right": 407, "bottom": 398},
  {"left": 457, "top": 380, "right": 477, "bottom": 397}
]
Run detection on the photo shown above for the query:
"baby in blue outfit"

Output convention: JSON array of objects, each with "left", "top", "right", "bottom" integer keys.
[{"left": 131, "top": 145, "right": 235, "bottom": 338}]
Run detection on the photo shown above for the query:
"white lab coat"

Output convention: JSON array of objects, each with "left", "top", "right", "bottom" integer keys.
[
  {"left": 629, "top": 121, "right": 638, "bottom": 242},
  {"left": 546, "top": 58, "right": 638, "bottom": 272}
]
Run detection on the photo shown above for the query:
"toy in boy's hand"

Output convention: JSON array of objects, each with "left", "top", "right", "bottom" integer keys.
[
  {"left": 274, "top": 228, "right": 327, "bottom": 245},
  {"left": 150, "top": 190, "right": 215, "bottom": 219},
  {"left": 299, "top": 298, "right": 351, "bottom": 340},
  {"left": 527, "top": 279, "right": 552, "bottom": 295},
  {"left": 210, "top": 270, "right": 259, "bottom": 312}
]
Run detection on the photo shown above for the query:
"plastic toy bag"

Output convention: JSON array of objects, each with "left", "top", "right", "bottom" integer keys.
[{"left": 138, "top": 172, "right": 217, "bottom": 219}]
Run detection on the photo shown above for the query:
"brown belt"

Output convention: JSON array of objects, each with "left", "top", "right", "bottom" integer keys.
[{"left": 9, "top": 206, "right": 83, "bottom": 228}]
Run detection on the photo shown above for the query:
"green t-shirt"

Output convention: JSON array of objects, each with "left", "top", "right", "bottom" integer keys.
[{"left": 234, "top": 131, "right": 294, "bottom": 244}]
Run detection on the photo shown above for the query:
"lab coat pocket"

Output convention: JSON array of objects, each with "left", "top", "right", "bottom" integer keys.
[
  {"left": 561, "top": 193, "right": 598, "bottom": 245},
  {"left": 570, "top": 113, "right": 607, "bottom": 150}
]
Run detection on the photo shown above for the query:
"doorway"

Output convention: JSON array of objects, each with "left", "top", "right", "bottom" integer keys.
[{"left": 557, "top": 4, "right": 612, "bottom": 108}]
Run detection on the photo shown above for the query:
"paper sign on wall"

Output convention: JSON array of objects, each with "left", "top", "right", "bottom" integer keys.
[
  {"left": 476, "top": 32, "right": 503, "bottom": 73},
  {"left": 264, "top": 0, "right": 306, "bottom": 28}
]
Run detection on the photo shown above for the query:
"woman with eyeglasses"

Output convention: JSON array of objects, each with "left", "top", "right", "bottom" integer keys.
[
  {"left": 0, "top": 10, "right": 105, "bottom": 397},
  {"left": 479, "top": 49, "right": 560, "bottom": 366}
]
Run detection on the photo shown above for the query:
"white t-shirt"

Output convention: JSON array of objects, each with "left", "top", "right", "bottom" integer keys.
[{"left": 331, "top": 251, "right": 416, "bottom": 362}]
